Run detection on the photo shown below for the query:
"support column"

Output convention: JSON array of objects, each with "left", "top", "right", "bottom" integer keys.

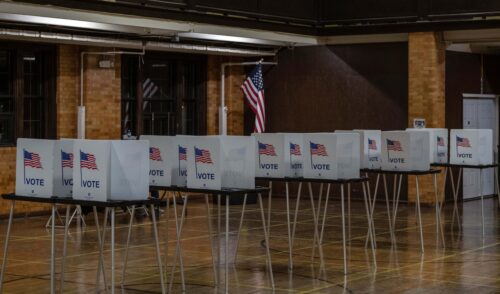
[{"left": 408, "top": 32, "right": 446, "bottom": 204}]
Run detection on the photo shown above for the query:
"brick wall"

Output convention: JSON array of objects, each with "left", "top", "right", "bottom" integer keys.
[
  {"left": 0, "top": 44, "right": 122, "bottom": 217},
  {"left": 82, "top": 49, "right": 121, "bottom": 139},
  {"left": 206, "top": 55, "right": 245, "bottom": 135},
  {"left": 408, "top": 32, "right": 446, "bottom": 204}
]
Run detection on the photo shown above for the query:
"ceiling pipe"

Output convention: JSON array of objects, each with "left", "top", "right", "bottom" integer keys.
[{"left": 0, "top": 28, "right": 278, "bottom": 56}]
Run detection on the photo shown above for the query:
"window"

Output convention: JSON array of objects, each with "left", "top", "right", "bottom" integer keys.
[
  {"left": 121, "top": 53, "right": 206, "bottom": 137},
  {"left": 0, "top": 43, "right": 56, "bottom": 145}
]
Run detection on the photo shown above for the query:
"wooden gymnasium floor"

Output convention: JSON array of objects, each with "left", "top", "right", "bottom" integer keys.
[{"left": 0, "top": 193, "right": 499, "bottom": 293}]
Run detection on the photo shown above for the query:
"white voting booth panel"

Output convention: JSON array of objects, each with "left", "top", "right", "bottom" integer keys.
[
  {"left": 450, "top": 129, "right": 493, "bottom": 165},
  {"left": 53, "top": 139, "right": 75, "bottom": 198},
  {"left": 337, "top": 130, "right": 382, "bottom": 169},
  {"left": 303, "top": 133, "right": 360, "bottom": 180},
  {"left": 406, "top": 128, "right": 448, "bottom": 163},
  {"left": 381, "top": 131, "right": 430, "bottom": 171},
  {"left": 172, "top": 135, "right": 191, "bottom": 187},
  {"left": 72, "top": 140, "right": 149, "bottom": 201},
  {"left": 186, "top": 136, "right": 255, "bottom": 190},
  {"left": 140, "top": 135, "right": 176, "bottom": 186},
  {"left": 15, "top": 138, "right": 56, "bottom": 198},
  {"left": 252, "top": 133, "right": 304, "bottom": 178}
]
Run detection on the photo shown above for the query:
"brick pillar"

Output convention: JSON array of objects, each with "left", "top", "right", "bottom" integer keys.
[
  {"left": 408, "top": 32, "right": 446, "bottom": 204},
  {"left": 57, "top": 44, "right": 79, "bottom": 139},
  {"left": 83, "top": 48, "right": 122, "bottom": 139},
  {"left": 206, "top": 55, "right": 245, "bottom": 135}
]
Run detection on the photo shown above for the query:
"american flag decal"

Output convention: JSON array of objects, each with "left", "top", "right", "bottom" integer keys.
[
  {"left": 61, "top": 151, "right": 73, "bottom": 168},
  {"left": 290, "top": 143, "right": 301, "bottom": 156},
  {"left": 387, "top": 139, "right": 403, "bottom": 151},
  {"left": 456, "top": 136, "right": 471, "bottom": 148},
  {"left": 310, "top": 142, "right": 328, "bottom": 156},
  {"left": 368, "top": 138, "right": 377, "bottom": 150},
  {"left": 437, "top": 136, "right": 445, "bottom": 147},
  {"left": 80, "top": 151, "right": 98, "bottom": 170},
  {"left": 179, "top": 146, "right": 187, "bottom": 161},
  {"left": 149, "top": 147, "right": 162, "bottom": 161},
  {"left": 258, "top": 142, "right": 277, "bottom": 156},
  {"left": 24, "top": 149, "right": 42, "bottom": 169},
  {"left": 195, "top": 147, "right": 213, "bottom": 164}
]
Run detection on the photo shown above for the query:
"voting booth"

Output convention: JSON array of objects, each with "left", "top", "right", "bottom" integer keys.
[
  {"left": 15, "top": 138, "right": 56, "bottom": 198},
  {"left": 140, "top": 135, "right": 176, "bottom": 186},
  {"left": 303, "top": 133, "right": 360, "bottom": 180},
  {"left": 406, "top": 128, "right": 448, "bottom": 164},
  {"left": 72, "top": 140, "right": 149, "bottom": 202},
  {"left": 53, "top": 139, "right": 75, "bottom": 198},
  {"left": 449, "top": 129, "right": 493, "bottom": 165},
  {"left": 381, "top": 131, "right": 430, "bottom": 171},
  {"left": 185, "top": 136, "right": 255, "bottom": 190},
  {"left": 252, "top": 133, "right": 304, "bottom": 178},
  {"left": 335, "top": 130, "right": 381, "bottom": 169}
]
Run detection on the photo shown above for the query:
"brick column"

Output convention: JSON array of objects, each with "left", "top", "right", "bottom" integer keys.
[
  {"left": 206, "top": 56, "right": 245, "bottom": 135},
  {"left": 408, "top": 32, "right": 446, "bottom": 204}
]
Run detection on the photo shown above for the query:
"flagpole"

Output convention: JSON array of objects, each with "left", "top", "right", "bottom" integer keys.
[
  {"left": 23, "top": 149, "right": 26, "bottom": 184},
  {"left": 61, "top": 150, "right": 64, "bottom": 186},
  {"left": 258, "top": 141, "right": 261, "bottom": 167},
  {"left": 309, "top": 142, "right": 313, "bottom": 168},
  {"left": 80, "top": 150, "right": 83, "bottom": 187},
  {"left": 194, "top": 146, "right": 198, "bottom": 176}
]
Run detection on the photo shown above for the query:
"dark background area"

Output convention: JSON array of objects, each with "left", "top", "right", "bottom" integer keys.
[{"left": 251, "top": 43, "right": 409, "bottom": 200}]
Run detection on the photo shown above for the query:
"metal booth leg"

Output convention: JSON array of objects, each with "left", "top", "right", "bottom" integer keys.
[
  {"left": 362, "top": 182, "right": 377, "bottom": 268},
  {"left": 150, "top": 204, "right": 166, "bottom": 294},
  {"left": 216, "top": 194, "right": 221, "bottom": 288},
  {"left": 290, "top": 182, "right": 303, "bottom": 250},
  {"left": 285, "top": 182, "right": 294, "bottom": 271},
  {"left": 308, "top": 182, "right": 324, "bottom": 263},
  {"left": 94, "top": 207, "right": 109, "bottom": 294},
  {"left": 415, "top": 176, "right": 425, "bottom": 253},
  {"left": 267, "top": 181, "right": 272, "bottom": 237},
  {"left": 225, "top": 195, "right": 229, "bottom": 294},
  {"left": 206, "top": 194, "right": 218, "bottom": 285},
  {"left": 365, "top": 173, "right": 380, "bottom": 249},
  {"left": 382, "top": 175, "right": 395, "bottom": 243},
  {"left": 340, "top": 184, "right": 348, "bottom": 275},
  {"left": 258, "top": 193, "right": 275, "bottom": 290},
  {"left": 234, "top": 194, "right": 248, "bottom": 265},
  {"left": 433, "top": 173, "right": 445, "bottom": 246},
  {"left": 110, "top": 207, "right": 115, "bottom": 294},
  {"left": 120, "top": 205, "right": 136, "bottom": 287},
  {"left": 169, "top": 193, "right": 187, "bottom": 293},
  {"left": 495, "top": 167, "right": 500, "bottom": 208},
  {"left": 50, "top": 203, "right": 56, "bottom": 294},
  {"left": 0, "top": 200, "right": 16, "bottom": 293},
  {"left": 480, "top": 169, "right": 485, "bottom": 237},
  {"left": 60, "top": 205, "right": 71, "bottom": 293}
]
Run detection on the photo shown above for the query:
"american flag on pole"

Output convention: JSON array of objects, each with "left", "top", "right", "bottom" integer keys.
[
  {"left": 437, "top": 136, "right": 445, "bottom": 147},
  {"left": 290, "top": 143, "right": 301, "bottom": 156},
  {"left": 61, "top": 151, "right": 73, "bottom": 168},
  {"left": 387, "top": 139, "right": 403, "bottom": 151},
  {"left": 258, "top": 142, "right": 277, "bottom": 156},
  {"left": 368, "top": 139, "right": 377, "bottom": 150},
  {"left": 241, "top": 64, "right": 266, "bottom": 133},
  {"left": 179, "top": 146, "right": 187, "bottom": 161},
  {"left": 310, "top": 142, "right": 328, "bottom": 156},
  {"left": 150, "top": 147, "right": 162, "bottom": 161},
  {"left": 195, "top": 147, "right": 213, "bottom": 164},
  {"left": 24, "top": 149, "right": 42, "bottom": 169},
  {"left": 80, "top": 151, "right": 98, "bottom": 170},
  {"left": 456, "top": 136, "right": 471, "bottom": 148}
]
